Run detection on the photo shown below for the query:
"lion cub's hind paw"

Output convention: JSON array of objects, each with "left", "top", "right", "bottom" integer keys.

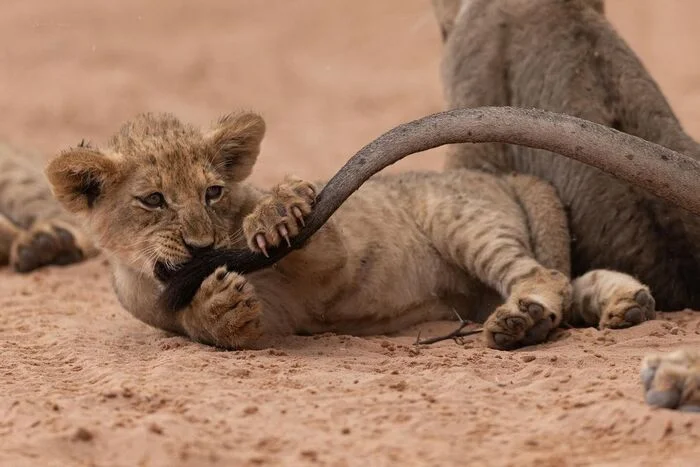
[
  {"left": 10, "top": 221, "right": 88, "bottom": 272},
  {"left": 600, "top": 287, "right": 655, "bottom": 329},
  {"left": 485, "top": 269, "right": 571, "bottom": 350},
  {"left": 243, "top": 176, "right": 316, "bottom": 256},
  {"left": 484, "top": 298, "right": 558, "bottom": 350},
  {"left": 641, "top": 349, "right": 700, "bottom": 412}
]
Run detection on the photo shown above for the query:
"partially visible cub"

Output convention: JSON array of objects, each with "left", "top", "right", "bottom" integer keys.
[
  {"left": 46, "top": 112, "right": 655, "bottom": 350},
  {"left": 0, "top": 143, "right": 96, "bottom": 272},
  {"left": 642, "top": 349, "right": 700, "bottom": 412}
]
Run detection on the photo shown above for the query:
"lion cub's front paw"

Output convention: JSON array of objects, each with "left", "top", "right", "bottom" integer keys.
[
  {"left": 187, "top": 266, "right": 263, "bottom": 349},
  {"left": 641, "top": 349, "right": 700, "bottom": 412},
  {"left": 243, "top": 175, "right": 316, "bottom": 256},
  {"left": 10, "top": 220, "right": 95, "bottom": 272},
  {"left": 484, "top": 269, "right": 571, "bottom": 350}
]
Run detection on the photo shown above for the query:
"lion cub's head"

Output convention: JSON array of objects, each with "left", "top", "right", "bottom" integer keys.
[{"left": 46, "top": 112, "right": 265, "bottom": 279}]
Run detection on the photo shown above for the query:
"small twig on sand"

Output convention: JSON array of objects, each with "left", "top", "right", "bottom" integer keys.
[{"left": 414, "top": 309, "right": 483, "bottom": 346}]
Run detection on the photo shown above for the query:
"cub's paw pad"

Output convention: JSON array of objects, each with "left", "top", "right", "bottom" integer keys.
[
  {"left": 600, "top": 287, "right": 655, "bottom": 329},
  {"left": 243, "top": 176, "right": 316, "bottom": 255},
  {"left": 195, "top": 267, "right": 263, "bottom": 349},
  {"left": 485, "top": 299, "right": 557, "bottom": 350},
  {"left": 10, "top": 223, "right": 85, "bottom": 272},
  {"left": 641, "top": 350, "right": 700, "bottom": 411}
]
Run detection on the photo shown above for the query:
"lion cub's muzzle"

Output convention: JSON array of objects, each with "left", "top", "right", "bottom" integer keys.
[{"left": 154, "top": 244, "right": 215, "bottom": 283}]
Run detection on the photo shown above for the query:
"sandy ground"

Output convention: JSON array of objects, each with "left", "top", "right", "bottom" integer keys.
[{"left": 2, "top": 1, "right": 700, "bottom": 465}]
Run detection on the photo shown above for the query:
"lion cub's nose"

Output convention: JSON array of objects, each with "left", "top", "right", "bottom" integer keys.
[{"left": 183, "top": 236, "right": 214, "bottom": 254}]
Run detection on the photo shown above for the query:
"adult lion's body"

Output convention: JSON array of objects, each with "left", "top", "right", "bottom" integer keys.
[{"left": 433, "top": 0, "right": 700, "bottom": 310}]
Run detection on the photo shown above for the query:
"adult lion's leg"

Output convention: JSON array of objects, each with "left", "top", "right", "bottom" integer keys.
[{"left": 437, "top": 0, "right": 512, "bottom": 174}]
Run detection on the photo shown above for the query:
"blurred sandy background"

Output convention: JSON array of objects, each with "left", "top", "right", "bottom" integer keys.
[
  {"left": 2, "top": 1, "right": 700, "bottom": 466},
  {"left": 3, "top": 1, "right": 700, "bottom": 182}
]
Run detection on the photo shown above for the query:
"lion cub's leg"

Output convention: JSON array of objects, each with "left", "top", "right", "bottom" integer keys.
[
  {"left": 569, "top": 269, "right": 656, "bottom": 329},
  {"left": 641, "top": 349, "right": 700, "bottom": 412},
  {"left": 424, "top": 188, "right": 571, "bottom": 349},
  {"left": 483, "top": 268, "right": 572, "bottom": 350}
]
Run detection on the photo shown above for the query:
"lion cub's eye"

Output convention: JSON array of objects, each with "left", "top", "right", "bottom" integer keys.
[
  {"left": 205, "top": 185, "right": 224, "bottom": 205},
  {"left": 139, "top": 192, "right": 166, "bottom": 209}
]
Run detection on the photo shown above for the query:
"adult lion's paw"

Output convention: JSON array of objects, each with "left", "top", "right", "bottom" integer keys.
[
  {"left": 641, "top": 349, "right": 700, "bottom": 412},
  {"left": 243, "top": 175, "right": 316, "bottom": 255}
]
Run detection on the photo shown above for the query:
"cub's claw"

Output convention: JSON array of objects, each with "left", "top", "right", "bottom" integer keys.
[
  {"left": 278, "top": 224, "right": 291, "bottom": 247},
  {"left": 243, "top": 176, "right": 316, "bottom": 254},
  {"left": 292, "top": 206, "right": 305, "bottom": 226},
  {"left": 255, "top": 234, "right": 269, "bottom": 257}
]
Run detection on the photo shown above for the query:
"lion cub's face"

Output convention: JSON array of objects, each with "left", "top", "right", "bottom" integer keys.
[{"left": 46, "top": 112, "right": 265, "bottom": 278}]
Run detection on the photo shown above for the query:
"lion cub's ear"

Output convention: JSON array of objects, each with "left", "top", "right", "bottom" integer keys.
[
  {"left": 206, "top": 112, "right": 266, "bottom": 182},
  {"left": 45, "top": 146, "right": 121, "bottom": 214}
]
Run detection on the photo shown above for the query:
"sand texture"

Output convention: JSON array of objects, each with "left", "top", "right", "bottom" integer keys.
[{"left": 2, "top": 1, "right": 700, "bottom": 465}]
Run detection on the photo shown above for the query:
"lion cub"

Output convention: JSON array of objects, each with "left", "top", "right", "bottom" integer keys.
[
  {"left": 46, "top": 112, "right": 655, "bottom": 350},
  {"left": 642, "top": 349, "right": 700, "bottom": 412},
  {"left": 0, "top": 143, "right": 96, "bottom": 271}
]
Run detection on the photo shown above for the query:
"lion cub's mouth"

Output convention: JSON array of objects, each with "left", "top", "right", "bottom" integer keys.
[
  {"left": 154, "top": 261, "right": 182, "bottom": 283},
  {"left": 154, "top": 244, "right": 221, "bottom": 283}
]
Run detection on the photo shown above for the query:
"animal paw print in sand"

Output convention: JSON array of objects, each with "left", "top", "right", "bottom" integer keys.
[{"left": 243, "top": 175, "right": 316, "bottom": 256}]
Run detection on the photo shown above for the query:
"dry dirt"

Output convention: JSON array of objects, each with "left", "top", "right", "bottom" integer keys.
[{"left": 2, "top": 1, "right": 700, "bottom": 466}]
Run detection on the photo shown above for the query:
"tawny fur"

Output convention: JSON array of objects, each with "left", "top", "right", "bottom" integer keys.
[
  {"left": 432, "top": 0, "right": 700, "bottom": 407},
  {"left": 433, "top": 0, "right": 700, "bottom": 311},
  {"left": 0, "top": 142, "right": 96, "bottom": 271},
  {"left": 641, "top": 349, "right": 700, "bottom": 412},
  {"left": 46, "top": 112, "right": 655, "bottom": 351}
]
